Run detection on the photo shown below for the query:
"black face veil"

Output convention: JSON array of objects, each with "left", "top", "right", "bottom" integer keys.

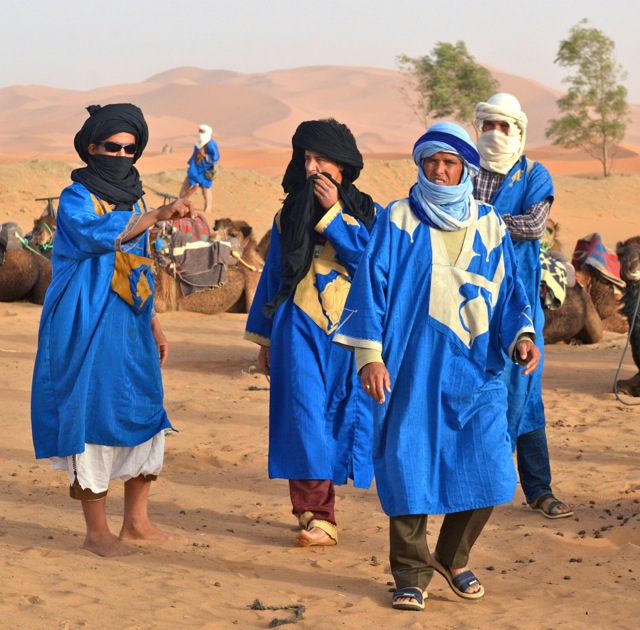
[
  {"left": 263, "top": 119, "right": 375, "bottom": 318},
  {"left": 70, "top": 103, "right": 149, "bottom": 209}
]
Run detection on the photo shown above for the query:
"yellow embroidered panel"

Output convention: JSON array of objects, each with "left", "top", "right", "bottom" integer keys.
[{"left": 293, "top": 240, "right": 351, "bottom": 335}]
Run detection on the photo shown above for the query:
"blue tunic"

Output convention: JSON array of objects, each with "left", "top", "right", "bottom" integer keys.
[
  {"left": 244, "top": 203, "right": 376, "bottom": 488},
  {"left": 488, "top": 157, "right": 554, "bottom": 444},
  {"left": 334, "top": 198, "right": 533, "bottom": 516},
  {"left": 186, "top": 139, "right": 220, "bottom": 189},
  {"left": 31, "top": 182, "right": 171, "bottom": 459}
]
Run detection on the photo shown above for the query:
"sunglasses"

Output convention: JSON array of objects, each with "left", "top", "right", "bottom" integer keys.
[{"left": 99, "top": 141, "right": 137, "bottom": 155}]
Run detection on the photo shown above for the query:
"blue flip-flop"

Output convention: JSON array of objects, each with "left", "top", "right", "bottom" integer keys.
[
  {"left": 392, "top": 587, "right": 426, "bottom": 611},
  {"left": 433, "top": 556, "right": 485, "bottom": 600}
]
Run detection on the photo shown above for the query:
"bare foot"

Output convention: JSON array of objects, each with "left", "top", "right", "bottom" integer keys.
[
  {"left": 120, "top": 520, "right": 173, "bottom": 541},
  {"left": 295, "top": 527, "right": 336, "bottom": 547},
  {"left": 83, "top": 533, "right": 137, "bottom": 557}
]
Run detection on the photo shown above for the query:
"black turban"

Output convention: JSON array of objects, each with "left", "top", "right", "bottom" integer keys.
[
  {"left": 281, "top": 119, "right": 365, "bottom": 194},
  {"left": 71, "top": 103, "right": 149, "bottom": 208},
  {"left": 264, "top": 119, "right": 375, "bottom": 318}
]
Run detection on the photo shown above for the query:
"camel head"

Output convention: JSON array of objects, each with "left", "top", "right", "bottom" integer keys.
[
  {"left": 32, "top": 215, "right": 56, "bottom": 249},
  {"left": 211, "top": 218, "right": 254, "bottom": 245},
  {"left": 617, "top": 237, "right": 640, "bottom": 284},
  {"left": 541, "top": 218, "right": 561, "bottom": 252}
]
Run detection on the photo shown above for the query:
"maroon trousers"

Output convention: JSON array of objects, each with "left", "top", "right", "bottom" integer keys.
[{"left": 288, "top": 479, "right": 336, "bottom": 525}]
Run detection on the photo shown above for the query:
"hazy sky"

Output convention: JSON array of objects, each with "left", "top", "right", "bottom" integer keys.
[{"left": 2, "top": 0, "right": 638, "bottom": 102}]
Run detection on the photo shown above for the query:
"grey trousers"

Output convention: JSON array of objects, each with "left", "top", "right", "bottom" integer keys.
[{"left": 389, "top": 507, "right": 494, "bottom": 590}]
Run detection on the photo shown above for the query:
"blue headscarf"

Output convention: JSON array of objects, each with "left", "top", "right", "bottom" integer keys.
[{"left": 409, "top": 122, "right": 480, "bottom": 231}]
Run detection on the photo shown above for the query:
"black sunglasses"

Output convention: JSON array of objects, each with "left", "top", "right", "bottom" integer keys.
[{"left": 99, "top": 141, "right": 137, "bottom": 155}]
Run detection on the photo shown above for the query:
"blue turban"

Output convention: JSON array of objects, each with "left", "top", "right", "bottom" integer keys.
[
  {"left": 412, "top": 122, "right": 480, "bottom": 173},
  {"left": 409, "top": 122, "right": 479, "bottom": 230}
]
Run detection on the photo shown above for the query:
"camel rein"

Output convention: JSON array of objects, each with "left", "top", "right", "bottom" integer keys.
[
  {"left": 16, "top": 231, "right": 49, "bottom": 260},
  {"left": 612, "top": 284, "right": 640, "bottom": 406}
]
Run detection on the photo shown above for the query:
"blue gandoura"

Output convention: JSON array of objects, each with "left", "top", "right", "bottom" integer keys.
[
  {"left": 31, "top": 104, "right": 174, "bottom": 506},
  {"left": 244, "top": 119, "right": 378, "bottom": 547},
  {"left": 334, "top": 122, "right": 536, "bottom": 603},
  {"left": 474, "top": 93, "right": 572, "bottom": 521}
]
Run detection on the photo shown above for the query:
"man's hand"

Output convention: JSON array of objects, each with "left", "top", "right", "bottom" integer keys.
[
  {"left": 515, "top": 339, "right": 540, "bottom": 375},
  {"left": 360, "top": 361, "right": 392, "bottom": 404},
  {"left": 312, "top": 173, "right": 339, "bottom": 210},
  {"left": 156, "top": 185, "right": 198, "bottom": 221},
  {"left": 258, "top": 346, "right": 270, "bottom": 377},
  {"left": 151, "top": 316, "right": 169, "bottom": 366}
]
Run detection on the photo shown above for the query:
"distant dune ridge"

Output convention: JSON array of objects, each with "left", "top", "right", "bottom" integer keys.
[
  {"left": 0, "top": 64, "right": 638, "bottom": 161},
  {"left": 0, "top": 64, "right": 639, "bottom": 255}
]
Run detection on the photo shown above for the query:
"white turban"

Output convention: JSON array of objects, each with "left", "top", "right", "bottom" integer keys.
[
  {"left": 197, "top": 124, "right": 212, "bottom": 148},
  {"left": 475, "top": 93, "right": 528, "bottom": 174}
]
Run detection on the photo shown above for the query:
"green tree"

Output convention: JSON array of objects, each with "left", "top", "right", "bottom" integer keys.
[
  {"left": 397, "top": 41, "right": 498, "bottom": 129},
  {"left": 546, "top": 19, "right": 629, "bottom": 177}
]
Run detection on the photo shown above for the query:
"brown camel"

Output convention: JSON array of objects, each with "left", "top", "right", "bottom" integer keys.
[
  {"left": 614, "top": 236, "right": 640, "bottom": 396},
  {"left": 153, "top": 218, "right": 264, "bottom": 314},
  {"left": 543, "top": 283, "right": 603, "bottom": 345},
  {"left": 255, "top": 229, "right": 271, "bottom": 261},
  {"left": 541, "top": 220, "right": 625, "bottom": 343},
  {"left": 27, "top": 215, "right": 57, "bottom": 259},
  {"left": 0, "top": 222, "right": 52, "bottom": 305}
]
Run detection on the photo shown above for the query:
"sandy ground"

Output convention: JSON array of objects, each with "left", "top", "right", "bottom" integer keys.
[{"left": 1, "top": 300, "right": 639, "bottom": 629}]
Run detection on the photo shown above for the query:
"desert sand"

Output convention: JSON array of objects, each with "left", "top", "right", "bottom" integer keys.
[{"left": 1, "top": 66, "right": 640, "bottom": 629}]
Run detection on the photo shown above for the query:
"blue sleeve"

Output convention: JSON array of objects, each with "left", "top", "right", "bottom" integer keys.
[
  {"left": 523, "top": 161, "right": 554, "bottom": 208},
  {"left": 206, "top": 139, "right": 220, "bottom": 163},
  {"left": 244, "top": 219, "right": 282, "bottom": 343},
  {"left": 335, "top": 206, "right": 390, "bottom": 350},
  {"left": 496, "top": 229, "right": 536, "bottom": 359},
  {"left": 316, "top": 202, "right": 380, "bottom": 276},
  {"left": 55, "top": 184, "right": 146, "bottom": 261}
]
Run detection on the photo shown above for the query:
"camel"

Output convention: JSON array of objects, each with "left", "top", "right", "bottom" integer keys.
[
  {"left": 0, "top": 222, "right": 52, "bottom": 305},
  {"left": 153, "top": 217, "right": 264, "bottom": 314},
  {"left": 541, "top": 220, "right": 625, "bottom": 344},
  {"left": 543, "top": 283, "right": 603, "bottom": 345},
  {"left": 614, "top": 236, "right": 640, "bottom": 396},
  {"left": 26, "top": 215, "right": 56, "bottom": 259},
  {"left": 255, "top": 229, "right": 271, "bottom": 261}
]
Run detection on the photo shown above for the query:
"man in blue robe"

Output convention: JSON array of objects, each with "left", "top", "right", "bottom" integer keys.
[
  {"left": 474, "top": 93, "right": 573, "bottom": 520},
  {"left": 245, "top": 118, "right": 378, "bottom": 547},
  {"left": 179, "top": 124, "right": 220, "bottom": 214},
  {"left": 31, "top": 103, "right": 196, "bottom": 557},
  {"left": 334, "top": 122, "right": 540, "bottom": 611}
]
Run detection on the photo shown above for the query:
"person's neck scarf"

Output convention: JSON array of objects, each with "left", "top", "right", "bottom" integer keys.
[
  {"left": 263, "top": 173, "right": 375, "bottom": 318},
  {"left": 408, "top": 164, "right": 473, "bottom": 231},
  {"left": 71, "top": 155, "right": 143, "bottom": 209}
]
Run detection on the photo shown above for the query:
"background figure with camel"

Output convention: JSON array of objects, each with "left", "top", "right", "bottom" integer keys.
[{"left": 179, "top": 124, "right": 220, "bottom": 215}]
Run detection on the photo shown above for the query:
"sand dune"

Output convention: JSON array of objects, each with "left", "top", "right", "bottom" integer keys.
[{"left": 0, "top": 65, "right": 638, "bottom": 158}]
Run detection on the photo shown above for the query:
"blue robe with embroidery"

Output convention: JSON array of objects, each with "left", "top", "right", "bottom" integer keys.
[
  {"left": 334, "top": 198, "right": 533, "bottom": 516},
  {"left": 31, "top": 182, "right": 171, "bottom": 459},
  {"left": 484, "top": 157, "right": 554, "bottom": 444},
  {"left": 244, "top": 203, "right": 376, "bottom": 488}
]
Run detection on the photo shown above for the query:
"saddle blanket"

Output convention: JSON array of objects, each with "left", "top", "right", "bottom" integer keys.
[{"left": 571, "top": 232, "right": 625, "bottom": 288}]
